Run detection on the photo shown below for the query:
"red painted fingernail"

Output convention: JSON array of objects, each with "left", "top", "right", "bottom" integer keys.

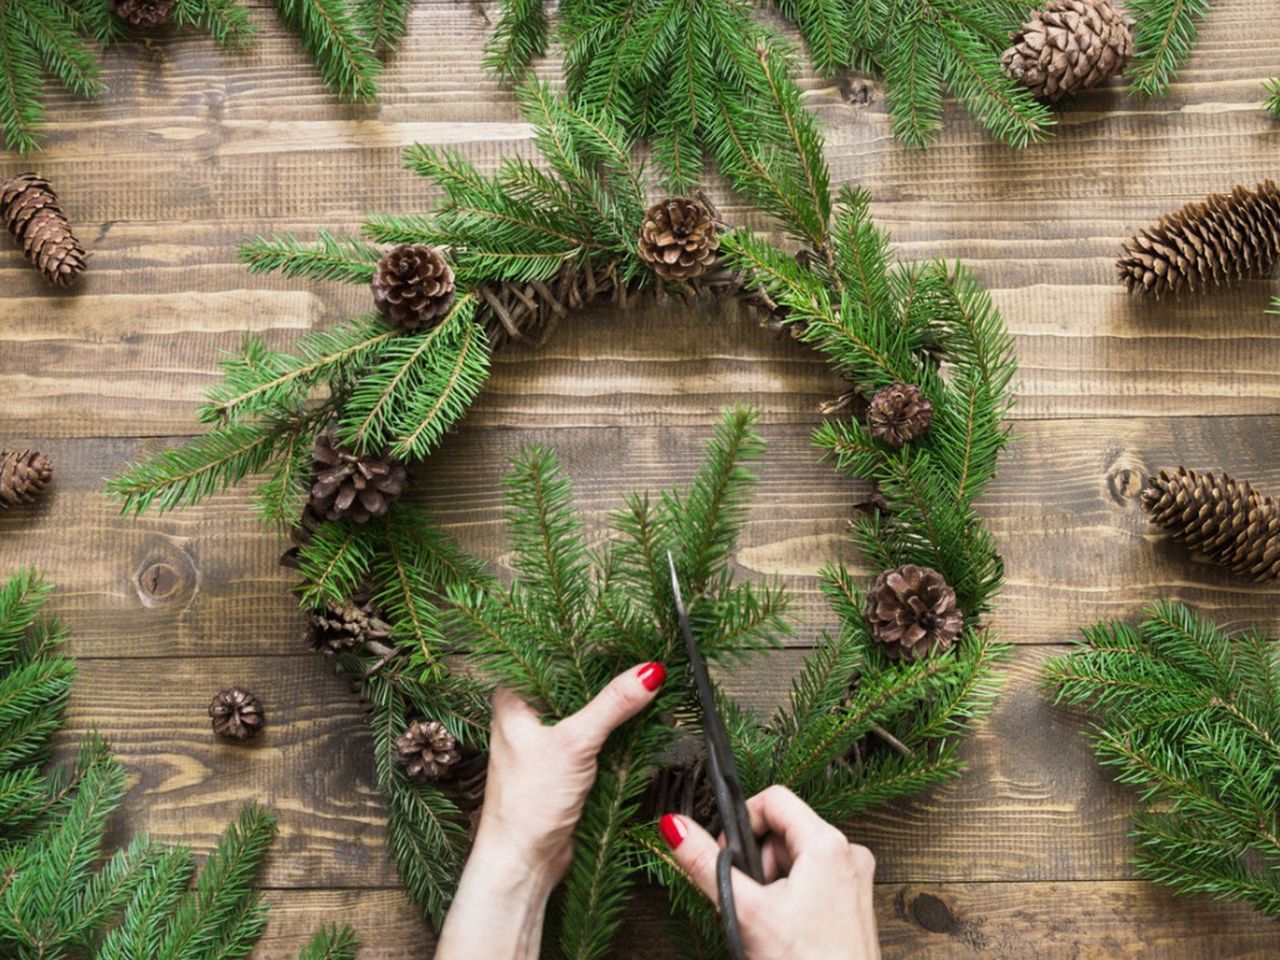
[
  {"left": 659, "top": 813, "right": 687, "bottom": 850},
  {"left": 637, "top": 661, "right": 666, "bottom": 691}
]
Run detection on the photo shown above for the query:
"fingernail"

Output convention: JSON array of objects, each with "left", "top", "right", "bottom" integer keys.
[
  {"left": 636, "top": 661, "right": 666, "bottom": 691},
  {"left": 659, "top": 813, "right": 687, "bottom": 850}
]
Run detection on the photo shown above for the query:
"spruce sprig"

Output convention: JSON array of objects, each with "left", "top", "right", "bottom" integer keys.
[
  {"left": 1266, "top": 77, "right": 1280, "bottom": 119},
  {"left": 1046, "top": 603, "right": 1280, "bottom": 921},
  {"left": 1125, "top": 0, "right": 1212, "bottom": 97}
]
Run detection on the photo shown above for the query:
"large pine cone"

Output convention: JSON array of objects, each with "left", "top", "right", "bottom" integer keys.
[
  {"left": 306, "top": 594, "right": 393, "bottom": 655},
  {"left": 309, "top": 430, "right": 407, "bottom": 523},
  {"left": 1142, "top": 467, "right": 1280, "bottom": 581},
  {"left": 1002, "top": 0, "right": 1133, "bottom": 101},
  {"left": 866, "top": 565, "right": 964, "bottom": 661},
  {"left": 209, "top": 687, "right": 265, "bottom": 741},
  {"left": 0, "top": 449, "right": 53, "bottom": 509},
  {"left": 867, "top": 383, "right": 933, "bottom": 448},
  {"left": 372, "top": 244, "right": 455, "bottom": 331},
  {"left": 1, "top": 174, "right": 86, "bottom": 287},
  {"left": 109, "top": 0, "right": 178, "bottom": 27},
  {"left": 1118, "top": 181, "right": 1280, "bottom": 297},
  {"left": 395, "top": 719, "right": 461, "bottom": 781},
  {"left": 637, "top": 198, "right": 719, "bottom": 281}
]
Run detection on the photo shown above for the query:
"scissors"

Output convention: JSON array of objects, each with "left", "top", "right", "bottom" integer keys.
[{"left": 667, "top": 552, "right": 765, "bottom": 960}]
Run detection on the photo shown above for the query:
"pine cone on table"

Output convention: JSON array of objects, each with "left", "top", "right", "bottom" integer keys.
[
  {"left": 1, "top": 174, "right": 86, "bottom": 287},
  {"left": 637, "top": 197, "right": 719, "bottom": 281},
  {"left": 1141, "top": 467, "right": 1280, "bottom": 581},
  {"left": 395, "top": 719, "right": 461, "bottom": 781},
  {"left": 1117, "top": 181, "right": 1280, "bottom": 297},
  {"left": 209, "top": 687, "right": 265, "bottom": 741},
  {"left": 866, "top": 565, "right": 964, "bottom": 661},
  {"left": 1002, "top": 0, "right": 1133, "bottom": 101},
  {"left": 372, "top": 244, "right": 455, "bottom": 331},
  {"left": 309, "top": 430, "right": 407, "bottom": 523},
  {"left": 0, "top": 449, "right": 52, "bottom": 509},
  {"left": 108, "top": 0, "right": 178, "bottom": 27},
  {"left": 306, "top": 594, "right": 393, "bottom": 655},
  {"left": 867, "top": 383, "right": 933, "bottom": 448}
]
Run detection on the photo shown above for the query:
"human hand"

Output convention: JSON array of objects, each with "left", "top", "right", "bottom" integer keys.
[
  {"left": 660, "top": 785, "right": 881, "bottom": 960},
  {"left": 473, "top": 661, "right": 668, "bottom": 889}
]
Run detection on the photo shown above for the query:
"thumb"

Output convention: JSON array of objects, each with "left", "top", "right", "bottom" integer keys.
[
  {"left": 659, "top": 814, "right": 765, "bottom": 910},
  {"left": 556, "top": 662, "right": 666, "bottom": 755}
]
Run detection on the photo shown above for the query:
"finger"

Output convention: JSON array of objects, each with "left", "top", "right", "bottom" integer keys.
[
  {"left": 556, "top": 662, "right": 665, "bottom": 754},
  {"left": 759, "top": 833, "right": 792, "bottom": 881},
  {"left": 491, "top": 687, "right": 540, "bottom": 724},
  {"left": 662, "top": 815, "right": 770, "bottom": 911},
  {"left": 745, "top": 785, "right": 845, "bottom": 860}
]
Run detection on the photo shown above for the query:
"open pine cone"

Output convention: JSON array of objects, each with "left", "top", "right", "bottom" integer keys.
[
  {"left": 866, "top": 565, "right": 964, "bottom": 661},
  {"left": 395, "top": 719, "right": 461, "bottom": 781},
  {"left": 1, "top": 174, "right": 86, "bottom": 287},
  {"left": 867, "top": 383, "right": 933, "bottom": 448},
  {"left": 108, "top": 0, "right": 177, "bottom": 27},
  {"left": 1142, "top": 467, "right": 1280, "bottom": 581},
  {"left": 306, "top": 594, "right": 393, "bottom": 655},
  {"left": 0, "top": 449, "right": 53, "bottom": 508},
  {"left": 637, "top": 197, "right": 719, "bottom": 281},
  {"left": 1117, "top": 181, "right": 1280, "bottom": 297},
  {"left": 209, "top": 687, "right": 265, "bottom": 741},
  {"left": 1002, "top": 0, "right": 1133, "bottom": 101},
  {"left": 309, "top": 430, "right": 407, "bottom": 523},
  {"left": 372, "top": 244, "right": 455, "bottom": 331}
]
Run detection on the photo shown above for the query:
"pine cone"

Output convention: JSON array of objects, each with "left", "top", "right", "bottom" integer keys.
[
  {"left": 637, "top": 197, "right": 719, "bottom": 281},
  {"left": 309, "top": 430, "right": 407, "bottom": 523},
  {"left": 866, "top": 565, "right": 964, "bottom": 661},
  {"left": 395, "top": 719, "right": 461, "bottom": 781},
  {"left": 209, "top": 687, "right": 265, "bottom": 740},
  {"left": 1141, "top": 467, "right": 1280, "bottom": 581},
  {"left": 306, "top": 594, "right": 393, "bottom": 655},
  {"left": 0, "top": 449, "right": 52, "bottom": 509},
  {"left": 867, "top": 383, "right": 933, "bottom": 448},
  {"left": 1002, "top": 0, "right": 1133, "bottom": 101},
  {"left": 108, "top": 0, "right": 177, "bottom": 27},
  {"left": 372, "top": 244, "right": 455, "bottom": 331},
  {"left": 1, "top": 174, "right": 86, "bottom": 287},
  {"left": 1118, "top": 181, "right": 1280, "bottom": 297}
]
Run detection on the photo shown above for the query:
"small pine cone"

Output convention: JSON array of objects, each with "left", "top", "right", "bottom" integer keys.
[
  {"left": 637, "top": 197, "right": 719, "bottom": 281},
  {"left": 372, "top": 245, "right": 455, "bottom": 331},
  {"left": 108, "top": 0, "right": 177, "bottom": 27},
  {"left": 1, "top": 174, "right": 86, "bottom": 287},
  {"left": 1141, "top": 467, "right": 1280, "bottom": 581},
  {"left": 306, "top": 594, "right": 393, "bottom": 655},
  {"left": 209, "top": 687, "right": 265, "bottom": 741},
  {"left": 866, "top": 565, "right": 964, "bottom": 661},
  {"left": 309, "top": 430, "right": 407, "bottom": 523},
  {"left": 395, "top": 719, "right": 461, "bottom": 781},
  {"left": 1002, "top": 0, "right": 1133, "bottom": 101},
  {"left": 0, "top": 449, "right": 53, "bottom": 509},
  {"left": 867, "top": 383, "right": 933, "bottom": 448},
  {"left": 1118, "top": 181, "right": 1280, "bottom": 297}
]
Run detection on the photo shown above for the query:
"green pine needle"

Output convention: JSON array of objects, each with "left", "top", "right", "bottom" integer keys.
[
  {"left": 1126, "top": 0, "right": 1212, "bottom": 98},
  {"left": 1266, "top": 77, "right": 1280, "bottom": 119}
]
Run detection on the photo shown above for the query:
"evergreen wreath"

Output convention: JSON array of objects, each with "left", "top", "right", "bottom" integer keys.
[
  {"left": 107, "top": 79, "right": 1018, "bottom": 952},
  {"left": 0, "top": 0, "right": 411, "bottom": 153},
  {"left": 1045, "top": 603, "right": 1280, "bottom": 921},
  {"left": 0, "top": 568, "right": 359, "bottom": 960}
]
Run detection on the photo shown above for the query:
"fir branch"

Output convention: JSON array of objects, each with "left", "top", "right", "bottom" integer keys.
[
  {"left": 296, "top": 925, "right": 361, "bottom": 960},
  {"left": 1126, "top": 0, "right": 1212, "bottom": 97},
  {"left": 172, "top": 0, "right": 257, "bottom": 49},
  {"left": 1266, "top": 77, "right": 1280, "bottom": 119},
  {"left": 239, "top": 232, "right": 381, "bottom": 285},
  {"left": 484, "top": 0, "right": 548, "bottom": 82},
  {"left": 272, "top": 0, "right": 382, "bottom": 102},
  {"left": 355, "top": 0, "right": 412, "bottom": 51}
]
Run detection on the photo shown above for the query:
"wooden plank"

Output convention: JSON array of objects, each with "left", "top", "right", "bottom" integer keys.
[{"left": 1, "top": 420, "right": 1276, "bottom": 660}]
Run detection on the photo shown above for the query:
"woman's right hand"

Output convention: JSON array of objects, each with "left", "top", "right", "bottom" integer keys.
[{"left": 660, "top": 785, "right": 881, "bottom": 960}]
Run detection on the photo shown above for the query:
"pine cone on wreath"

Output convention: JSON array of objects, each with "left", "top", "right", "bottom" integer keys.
[
  {"left": 1, "top": 174, "right": 86, "bottom": 287},
  {"left": 867, "top": 383, "right": 933, "bottom": 448},
  {"left": 0, "top": 449, "right": 53, "bottom": 509},
  {"left": 306, "top": 594, "right": 393, "bottom": 655},
  {"left": 1002, "top": 0, "right": 1133, "bottom": 101},
  {"left": 309, "top": 430, "right": 407, "bottom": 523},
  {"left": 1117, "top": 181, "right": 1280, "bottom": 297},
  {"left": 108, "top": 0, "right": 178, "bottom": 27},
  {"left": 637, "top": 197, "right": 719, "bottom": 281},
  {"left": 1141, "top": 467, "right": 1280, "bottom": 581},
  {"left": 372, "top": 244, "right": 455, "bottom": 331},
  {"left": 395, "top": 719, "right": 461, "bottom": 781},
  {"left": 209, "top": 687, "right": 265, "bottom": 741},
  {"left": 866, "top": 564, "right": 964, "bottom": 661}
]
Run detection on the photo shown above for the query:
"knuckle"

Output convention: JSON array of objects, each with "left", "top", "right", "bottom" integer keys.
[{"left": 847, "top": 844, "right": 876, "bottom": 878}]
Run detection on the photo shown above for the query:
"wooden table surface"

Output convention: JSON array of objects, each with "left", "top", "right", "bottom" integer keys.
[{"left": 1, "top": 2, "right": 1278, "bottom": 957}]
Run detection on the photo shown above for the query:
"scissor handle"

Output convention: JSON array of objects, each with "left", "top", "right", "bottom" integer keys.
[{"left": 717, "top": 848, "right": 750, "bottom": 960}]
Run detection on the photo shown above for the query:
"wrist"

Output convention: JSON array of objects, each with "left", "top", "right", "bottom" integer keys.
[{"left": 469, "top": 821, "right": 565, "bottom": 900}]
